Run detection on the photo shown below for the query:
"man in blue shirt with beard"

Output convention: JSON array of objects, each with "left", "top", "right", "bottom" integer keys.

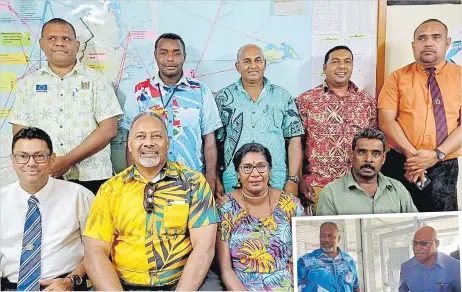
[{"left": 297, "top": 222, "right": 360, "bottom": 292}]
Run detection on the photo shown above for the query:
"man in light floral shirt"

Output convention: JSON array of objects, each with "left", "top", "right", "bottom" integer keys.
[{"left": 9, "top": 18, "right": 122, "bottom": 194}]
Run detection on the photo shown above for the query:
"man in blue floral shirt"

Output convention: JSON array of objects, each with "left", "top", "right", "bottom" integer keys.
[{"left": 297, "top": 222, "right": 360, "bottom": 292}]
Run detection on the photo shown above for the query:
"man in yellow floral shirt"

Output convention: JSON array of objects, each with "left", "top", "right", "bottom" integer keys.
[{"left": 83, "top": 112, "right": 221, "bottom": 290}]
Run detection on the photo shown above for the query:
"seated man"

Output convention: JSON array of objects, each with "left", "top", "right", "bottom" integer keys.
[
  {"left": 83, "top": 112, "right": 221, "bottom": 291},
  {"left": 297, "top": 222, "right": 360, "bottom": 292},
  {"left": 0, "top": 127, "right": 94, "bottom": 291},
  {"left": 399, "top": 226, "right": 460, "bottom": 292},
  {"left": 317, "top": 128, "right": 418, "bottom": 215}
]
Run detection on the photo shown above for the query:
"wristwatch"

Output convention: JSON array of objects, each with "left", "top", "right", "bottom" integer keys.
[
  {"left": 287, "top": 175, "right": 300, "bottom": 184},
  {"left": 435, "top": 149, "right": 446, "bottom": 162},
  {"left": 67, "top": 275, "right": 83, "bottom": 288}
]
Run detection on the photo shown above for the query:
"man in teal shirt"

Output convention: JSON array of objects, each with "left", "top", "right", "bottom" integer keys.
[
  {"left": 316, "top": 128, "right": 418, "bottom": 215},
  {"left": 215, "top": 44, "right": 304, "bottom": 196}
]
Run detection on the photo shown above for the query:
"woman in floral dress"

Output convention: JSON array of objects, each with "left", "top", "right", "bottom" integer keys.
[{"left": 217, "top": 143, "right": 305, "bottom": 291}]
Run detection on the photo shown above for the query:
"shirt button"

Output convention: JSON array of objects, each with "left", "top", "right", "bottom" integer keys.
[
  {"left": 61, "top": 78, "right": 63, "bottom": 81},
  {"left": 252, "top": 111, "right": 255, "bottom": 114},
  {"left": 169, "top": 120, "right": 172, "bottom": 123},
  {"left": 169, "top": 151, "right": 172, "bottom": 155},
  {"left": 60, "top": 93, "right": 63, "bottom": 96},
  {"left": 168, "top": 136, "right": 172, "bottom": 139},
  {"left": 60, "top": 109, "right": 63, "bottom": 112},
  {"left": 60, "top": 143, "right": 63, "bottom": 146},
  {"left": 60, "top": 125, "right": 63, "bottom": 128}
]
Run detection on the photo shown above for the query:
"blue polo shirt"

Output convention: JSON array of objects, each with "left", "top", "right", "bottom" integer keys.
[
  {"left": 297, "top": 248, "right": 360, "bottom": 292},
  {"left": 399, "top": 251, "right": 461, "bottom": 292}
]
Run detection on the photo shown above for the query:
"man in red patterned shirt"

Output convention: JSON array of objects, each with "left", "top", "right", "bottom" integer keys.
[{"left": 295, "top": 46, "right": 377, "bottom": 214}]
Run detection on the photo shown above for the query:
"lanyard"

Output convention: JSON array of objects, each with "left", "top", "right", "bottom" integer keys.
[{"left": 157, "top": 84, "right": 177, "bottom": 108}]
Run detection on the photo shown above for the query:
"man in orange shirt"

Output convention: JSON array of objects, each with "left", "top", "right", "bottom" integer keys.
[{"left": 378, "top": 19, "right": 461, "bottom": 212}]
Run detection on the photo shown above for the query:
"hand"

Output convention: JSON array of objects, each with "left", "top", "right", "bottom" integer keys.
[
  {"left": 215, "top": 179, "right": 225, "bottom": 202},
  {"left": 299, "top": 178, "right": 315, "bottom": 204},
  {"left": 40, "top": 278, "right": 73, "bottom": 291},
  {"left": 284, "top": 180, "right": 298, "bottom": 196},
  {"left": 404, "top": 168, "right": 426, "bottom": 184},
  {"left": 405, "top": 149, "right": 438, "bottom": 171},
  {"left": 50, "top": 156, "right": 72, "bottom": 178}
]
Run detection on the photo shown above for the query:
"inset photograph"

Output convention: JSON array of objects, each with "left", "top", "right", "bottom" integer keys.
[{"left": 293, "top": 212, "right": 461, "bottom": 292}]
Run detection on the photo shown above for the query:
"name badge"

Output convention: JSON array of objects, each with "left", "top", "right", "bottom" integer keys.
[
  {"left": 344, "top": 271, "right": 353, "bottom": 283},
  {"left": 36, "top": 84, "right": 48, "bottom": 92}
]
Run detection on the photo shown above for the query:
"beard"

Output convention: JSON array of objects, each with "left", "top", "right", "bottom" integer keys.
[
  {"left": 139, "top": 153, "right": 160, "bottom": 168},
  {"left": 321, "top": 245, "right": 334, "bottom": 253},
  {"left": 420, "top": 53, "right": 437, "bottom": 64}
]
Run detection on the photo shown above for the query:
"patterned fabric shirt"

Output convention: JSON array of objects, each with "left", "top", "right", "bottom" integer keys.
[
  {"left": 215, "top": 78, "right": 304, "bottom": 192},
  {"left": 297, "top": 248, "right": 360, "bottom": 292},
  {"left": 296, "top": 81, "right": 377, "bottom": 188},
  {"left": 9, "top": 61, "right": 123, "bottom": 181},
  {"left": 83, "top": 161, "right": 220, "bottom": 286},
  {"left": 218, "top": 192, "right": 304, "bottom": 291},
  {"left": 120, "top": 72, "right": 223, "bottom": 173}
]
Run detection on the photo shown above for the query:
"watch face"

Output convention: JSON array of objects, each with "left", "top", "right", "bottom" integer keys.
[
  {"left": 438, "top": 153, "right": 445, "bottom": 160},
  {"left": 73, "top": 275, "right": 83, "bottom": 285}
]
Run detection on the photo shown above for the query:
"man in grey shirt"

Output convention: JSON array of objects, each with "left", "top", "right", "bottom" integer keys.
[{"left": 317, "top": 128, "right": 417, "bottom": 215}]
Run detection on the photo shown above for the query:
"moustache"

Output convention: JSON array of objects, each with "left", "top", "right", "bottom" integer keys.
[{"left": 361, "top": 164, "right": 375, "bottom": 170}]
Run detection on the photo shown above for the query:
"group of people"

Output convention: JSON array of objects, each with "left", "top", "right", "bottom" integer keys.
[
  {"left": 297, "top": 223, "right": 460, "bottom": 292},
  {"left": 0, "top": 15, "right": 460, "bottom": 291}
]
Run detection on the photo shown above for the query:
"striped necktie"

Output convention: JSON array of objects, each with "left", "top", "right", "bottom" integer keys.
[
  {"left": 17, "top": 196, "right": 42, "bottom": 291},
  {"left": 426, "top": 66, "right": 448, "bottom": 146}
]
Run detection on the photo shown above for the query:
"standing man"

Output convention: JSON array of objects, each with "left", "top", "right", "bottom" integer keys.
[
  {"left": 1, "top": 127, "right": 93, "bottom": 291},
  {"left": 296, "top": 46, "right": 377, "bottom": 214},
  {"left": 297, "top": 222, "right": 361, "bottom": 292},
  {"left": 316, "top": 128, "right": 417, "bottom": 215},
  {"left": 121, "top": 33, "right": 222, "bottom": 194},
  {"left": 379, "top": 19, "right": 461, "bottom": 211},
  {"left": 215, "top": 44, "right": 304, "bottom": 196},
  {"left": 9, "top": 18, "right": 123, "bottom": 195},
  {"left": 84, "top": 112, "right": 221, "bottom": 291},
  {"left": 399, "top": 226, "right": 460, "bottom": 291}
]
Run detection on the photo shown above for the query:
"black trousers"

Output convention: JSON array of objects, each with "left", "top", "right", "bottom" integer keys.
[{"left": 381, "top": 149, "right": 458, "bottom": 212}]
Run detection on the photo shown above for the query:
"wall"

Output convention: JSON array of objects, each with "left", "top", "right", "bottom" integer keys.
[{"left": 385, "top": 3, "right": 462, "bottom": 209}]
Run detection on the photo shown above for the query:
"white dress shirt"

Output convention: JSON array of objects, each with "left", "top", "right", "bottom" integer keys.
[{"left": 0, "top": 177, "right": 94, "bottom": 282}]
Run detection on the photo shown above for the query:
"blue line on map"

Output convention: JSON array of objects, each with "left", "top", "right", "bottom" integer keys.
[
  {"left": 48, "top": 0, "right": 56, "bottom": 18},
  {"left": 49, "top": 0, "right": 78, "bottom": 10}
]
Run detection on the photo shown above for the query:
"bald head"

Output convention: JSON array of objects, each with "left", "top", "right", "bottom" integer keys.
[
  {"left": 236, "top": 44, "right": 264, "bottom": 61},
  {"left": 414, "top": 226, "right": 437, "bottom": 241}
]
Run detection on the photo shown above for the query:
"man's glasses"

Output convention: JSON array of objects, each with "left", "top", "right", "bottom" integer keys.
[
  {"left": 239, "top": 163, "right": 269, "bottom": 174},
  {"left": 411, "top": 240, "right": 436, "bottom": 247},
  {"left": 144, "top": 182, "right": 157, "bottom": 213},
  {"left": 12, "top": 153, "right": 51, "bottom": 164}
]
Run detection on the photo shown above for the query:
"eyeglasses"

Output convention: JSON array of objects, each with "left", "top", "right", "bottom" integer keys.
[
  {"left": 411, "top": 240, "right": 436, "bottom": 247},
  {"left": 239, "top": 163, "right": 269, "bottom": 174},
  {"left": 144, "top": 182, "right": 157, "bottom": 213},
  {"left": 12, "top": 153, "right": 51, "bottom": 164}
]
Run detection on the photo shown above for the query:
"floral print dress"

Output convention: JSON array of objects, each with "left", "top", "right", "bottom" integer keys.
[{"left": 219, "top": 191, "right": 305, "bottom": 291}]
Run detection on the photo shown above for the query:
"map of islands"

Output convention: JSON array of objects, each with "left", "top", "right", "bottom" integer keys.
[{"left": 263, "top": 42, "right": 300, "bottom": 63}]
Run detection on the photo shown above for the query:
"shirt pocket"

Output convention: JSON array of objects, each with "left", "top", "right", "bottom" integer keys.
[
  {"left": 163, "top": 199, "right": 189, "bottom": 235},
  {"left": 268, "top": 106, "right": 284, "bottom": 132},
  {"left": 435, "top": 282, "right": 455, "bottom": 292},
  {"left": 178, "top": 106, "right": 200, "bottom": 129}
]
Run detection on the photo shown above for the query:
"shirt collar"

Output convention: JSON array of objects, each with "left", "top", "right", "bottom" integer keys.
[
  {"left": 415, "top": 61, "right": 447, "bottom": 75},
  {"left": 152, "top": 71, "right": 189, "bottom": 87},
  {"left": 323, "top": 80, "right": 359, "bottom": 94},
  {"left": 19, "top": 176, "right": 54, "bottom": 204},
  {"left": 39, "top": 60, "right": 84, "bottom": 77},
  {"left": 346, "top": 169, "right": 393, "bottom": 192},
  {"left": 235, "top": 77, "right": 270, "bottom": 94},
  {"left": 410, "top": 252, "right": 445, "bottom": 269},
  {"left": 123, "top": 160, "right": 180, "bottom": 183}
]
